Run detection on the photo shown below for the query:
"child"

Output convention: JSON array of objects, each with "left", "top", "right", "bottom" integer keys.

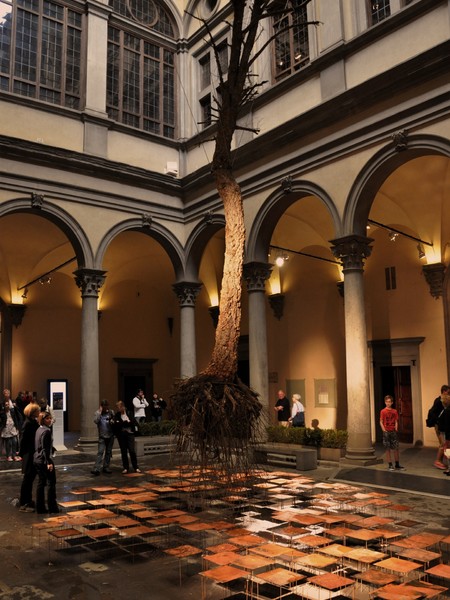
[{"left": 380, "top": 395, "right": 405, "bottom": 471}]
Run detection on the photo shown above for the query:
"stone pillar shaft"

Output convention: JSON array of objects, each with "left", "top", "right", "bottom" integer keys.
[
  {"left": 74, "top": 268, "right": 106, "bottom": 444},
  {"left": 244, "top": 262, "right": 273, "bottom": 431},
  {"left": 331, "top": 235, "right": 378, "bottom": 463},
  {"left": 173, "top": 282, "right": 202, "bottom": 379}
]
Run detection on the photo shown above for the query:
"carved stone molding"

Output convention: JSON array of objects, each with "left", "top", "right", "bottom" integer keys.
[
  {"left": 31, "top": 192, "right": 44, "bottom": 209},
  {"left": 392, "top": 129, "right": 408, "bottom": 152},
  {"left": 142, "top": 213, "right": 152, "bottom": 228},
  {"left": 243, "top": 261, "right": 273, "bottom": 292},
  {"left": 330, "top": 235, "right": 373, "bottom": 272},
  {"left": 268, "top": 293, "right": 285, "bottom": 320},
  {"left": 423, "top": 263, "right": 446, "bottom": 299},
  {"left": 74, "top": 268, "right": 106, "bottom": 298},
  {"left": 9, "top": 304, "right": 27, "bottom": 328},
  {"left": 280, "top": 175, "right": 293, "bottom": 194},
  {"left": 172, "top": 281, "right": 202, "bottom": 307}
]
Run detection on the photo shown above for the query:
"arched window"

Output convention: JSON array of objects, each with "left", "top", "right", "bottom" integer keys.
[
  {"left": 107, "top": 0, "right": 176, "bottom": 138},
  {"left": 272, "top": 0, "right": 309, "bottom": 82},
  {"left": 0, "top": 0, "right": 82, "bottom": 108}
]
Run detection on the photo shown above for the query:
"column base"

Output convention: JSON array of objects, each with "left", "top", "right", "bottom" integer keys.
[
  {"left": 76, "top": 437, "right": 98, "bottom": 450},
  {"left": 341, "top": 447, "right": 383, "bottom": 466}
]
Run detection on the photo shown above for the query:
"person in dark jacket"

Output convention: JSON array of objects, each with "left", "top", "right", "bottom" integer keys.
[
  {"left": 33, "top": 411, "right": 59, "bottom": 514},
  {"left": 91, "top": 400, "right": 115, "bottom": 476},
  {"left": 18, "top": 402, "right": 40, "bottom": 512},
  {"left": 114, "top": 401, "right": 141, "bottom": 475}
]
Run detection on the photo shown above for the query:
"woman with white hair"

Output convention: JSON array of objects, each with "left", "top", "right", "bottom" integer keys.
[{"left": 289, "top": 394, "right": 305, "bottom": 427}]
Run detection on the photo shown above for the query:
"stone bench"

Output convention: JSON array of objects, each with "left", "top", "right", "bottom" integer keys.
[
  {"left": 253, "top": 443, "right": 317, "bottom": 471},
  {"left": 134, "top": 435, "right": 175, "bottom": 458}
]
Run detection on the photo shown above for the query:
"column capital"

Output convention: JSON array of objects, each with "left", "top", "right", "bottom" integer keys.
[
  {"left": 423, "top": 262, "right": 446, "bottom": 299},
  {"left": 243, "top": 261, "right": 273, "bottom": 292},
  {"left": 172, "top": 281, "right": 202, "bottom": 307},
  {"left": 74, "top": 268, "right": 106, "bottom": 298},
  {"left": 330, "top": 235, "right": 373, "bottom": 272}
]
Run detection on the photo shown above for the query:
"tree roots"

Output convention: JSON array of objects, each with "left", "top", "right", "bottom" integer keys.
[{"left": 171, "top": 374, "right": 263, "bottom": 492}]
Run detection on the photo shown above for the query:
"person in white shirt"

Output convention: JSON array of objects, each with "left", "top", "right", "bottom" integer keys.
[
  {"left": 132, "top": 389, "right": 148, "bottom": 423},
  {"left": 289, "top": 393, "right": 305, "bottom": 427}
]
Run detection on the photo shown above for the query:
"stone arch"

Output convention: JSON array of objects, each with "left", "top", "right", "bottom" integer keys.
[
  {"left": 246, "top": 180, "right": 341, "bottom": 263},
  {"left": 0, "top": 197, "right": 93, "bottom": 268},
  {"left": 95, "top": 217, "right": 185, "bottom": 279},
  {"left": 344, "top": 134, "right": 450, "bottom": 236},
  {"left": 184, "top": 213, "right": 226, "bottom": 281}
]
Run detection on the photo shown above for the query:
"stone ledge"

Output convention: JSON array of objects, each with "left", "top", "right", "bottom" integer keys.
[
  {"left": 134, "top": 435, "right": 175, "bottom": 457},
  {"left": 253, "top": 443, "right": 317, "bottom": 471}
]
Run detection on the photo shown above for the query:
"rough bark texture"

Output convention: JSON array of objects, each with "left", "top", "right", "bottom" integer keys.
[{"left": 203, "top": 169, "right": 245, "bottom": 380}]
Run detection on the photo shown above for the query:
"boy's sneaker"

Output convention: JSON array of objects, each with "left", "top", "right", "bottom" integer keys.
[
  {"left": 388, "top": 464, "right": 395, "bottom": 471},
  {"left": 395, "top": 465, "right": 406, "bottom": 470},
  {"left": 434, "top": 461, "right": 446, "bottom": 470},
  {"left": 90, "top": 470, "right": 100, "bottom": 476}
]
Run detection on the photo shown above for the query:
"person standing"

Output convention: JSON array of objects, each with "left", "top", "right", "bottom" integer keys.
[
  {"left": 34, "top": 411, "right": 59, "bottom": 514},
  {"left": 114, "top": 401, "right": 141, "bottom": 474},
  {"left": 151, "top": 393, "right": 167, "bottom": 422},
  {"left": 380, "top": 395, "right": 405, "bottom": 472},
  {"left": 132, "top": 389, "right": 148, "bottom": 424},
  {"left": 91, "top": 400, "right": 115, "bottom": 476},
  {"left": 430, "top": 384, "right": 450, "bottom": 470},
  {"left": 18, "top": 402, "right": 40, "bottom": 511},
  {"left": 289, "top": 393, "right": 305, "bottom": 427},
  {"left": 1, "top": 398, "right": 22, "bottom": 461},
  {"left": 274, "top": 390, "right": 290, "bottom": 427}
]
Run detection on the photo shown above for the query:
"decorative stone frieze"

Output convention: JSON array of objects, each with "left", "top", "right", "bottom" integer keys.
[
  {"left": 172, "top": 282, "right": 202, "bottom": 307},
  {"left": 243, "top": 261, "right": 273, "bottom": 292},
  {"left": 74, "top": 269, "right": 106, "bottom": 298},
  {"left": 330, "top": 235, "right": 373, "bottom": 272},
  {"left": 423, "top": 263, "right": 446, "bottom": 299}
]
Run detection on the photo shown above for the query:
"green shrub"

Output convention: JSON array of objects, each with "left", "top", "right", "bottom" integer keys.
[
  {"left": 267, "top": 426, "right": 347, "bottom": 448},
  {"left": 138, "top": 420, "right": 176, "bottom": 437}
]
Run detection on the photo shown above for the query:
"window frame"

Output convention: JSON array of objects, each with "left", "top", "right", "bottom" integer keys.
[
  {"left": 0, "top": 0, "right": 84, "bottom": 109},
  {"left": 106, "top": 13, "right": 177, "bottom": 139},
  {"left": 271, "top": 1, "right": 310, "bottom": 83},
  {"left": 197, "top": 38, "right": 228, "bottom": 131}
]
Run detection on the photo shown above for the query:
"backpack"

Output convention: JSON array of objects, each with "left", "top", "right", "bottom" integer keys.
[
  {"left": 437, "top": 406, "right": 449, "bottom": 432},
  {"left": 426, "top": 399, "right": 443, "bottom": 427}
]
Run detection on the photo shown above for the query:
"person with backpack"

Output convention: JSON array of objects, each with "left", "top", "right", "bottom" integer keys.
[
  {"left": 289, "top": 393, "right": 305, "bottom": 427},
  {"left": 91, "top": 400, "right": 115, "bottom": 476},
  {"left": 427, "top": 384, "right": 450, "bottom": 470}
]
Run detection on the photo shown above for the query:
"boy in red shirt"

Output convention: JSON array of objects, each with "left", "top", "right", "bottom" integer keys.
[{"left": 380, "top": 395, "right": 405, "bottom": 471}]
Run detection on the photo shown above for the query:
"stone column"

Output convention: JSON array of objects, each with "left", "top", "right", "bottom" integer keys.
[
  {"left": 331, "top": 235, "right": 378, "bottom": 464},
  {"left": 173, "top": 282, "right": 202, "bottom": 379},
  {"left": 74, "top": 269, "right": 106, "bottom": 445},
  {"left": 243, "top": 262, "right": 273, "bottom": 430}
]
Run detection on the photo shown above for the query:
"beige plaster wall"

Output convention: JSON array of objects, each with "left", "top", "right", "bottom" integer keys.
[{"left": 0, "top": 101, "right": 84, "bottom": 151}]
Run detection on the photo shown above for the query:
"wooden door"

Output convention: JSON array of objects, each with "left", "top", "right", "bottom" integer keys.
[{"left": 380, "top": 366, "right": 413, "bottom": 443}]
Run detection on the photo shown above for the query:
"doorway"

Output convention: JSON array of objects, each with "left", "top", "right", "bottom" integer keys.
[
  {"left": 114, "top": 358, "right": 156, "bottom": 411},
  {"left": 380, "top": 366, "right": 412, "bottom": 443},
  {"left": 370, "top": 337, "right": 424, "bottom": 445}
]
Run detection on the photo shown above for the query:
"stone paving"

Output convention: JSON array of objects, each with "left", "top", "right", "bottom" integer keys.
[{"left": 0, "top": 446, "right": 449, "bottom": 600}]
